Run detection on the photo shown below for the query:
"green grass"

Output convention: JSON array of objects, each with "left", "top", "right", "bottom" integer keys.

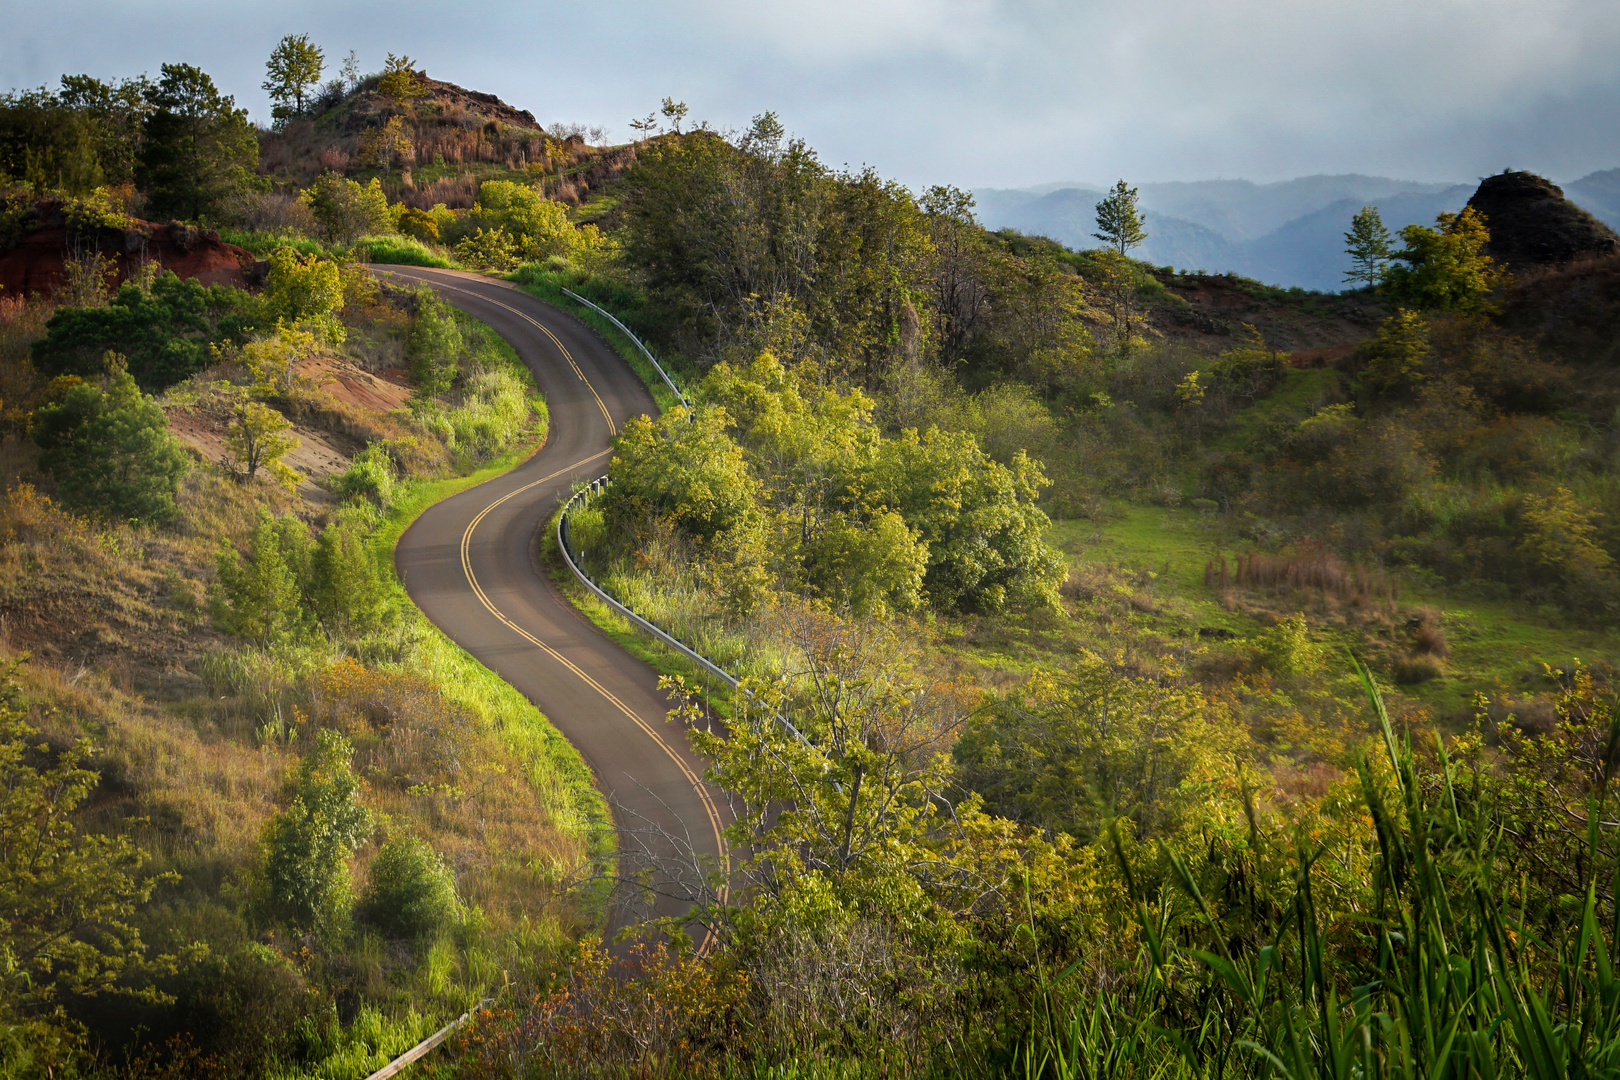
[
  {"left": 215, "top": 227, "right": 459, "bottom": 268},
  {"left": 1045, "top": 501, "right": 1620, "bottom": 717}
]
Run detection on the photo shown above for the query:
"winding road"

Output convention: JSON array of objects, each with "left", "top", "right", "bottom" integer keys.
[{"left": 371, "top": 266, "right": 726, "bottom": 935}]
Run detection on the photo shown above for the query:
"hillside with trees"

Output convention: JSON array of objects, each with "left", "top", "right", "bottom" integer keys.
[{"left": 2, "top": 35, "right": 1620, "bottom": 1079}]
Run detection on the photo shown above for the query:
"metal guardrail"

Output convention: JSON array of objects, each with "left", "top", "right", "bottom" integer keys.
[
  {"left": 561, "top": 288, "right": 689, "bottom": 410},
  {"left": 557, "top": 478, "right": 808, "bottom": 747},
  {"left": 361, "top": 999, "right": 491, "bottom": 1080}
]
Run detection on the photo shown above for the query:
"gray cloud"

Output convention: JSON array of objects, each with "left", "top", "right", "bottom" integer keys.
[{"left": 4, "top": 0, "right": 1616, "bottom": 190}]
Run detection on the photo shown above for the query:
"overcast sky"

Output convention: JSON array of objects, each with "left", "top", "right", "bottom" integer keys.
[{"left": 4, "top": 0, "right": 1617, "bottom": 192}]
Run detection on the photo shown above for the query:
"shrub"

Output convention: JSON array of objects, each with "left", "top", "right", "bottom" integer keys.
[
  {"left": 298, "top": 171, "right": 391, "bottom": 245},
  {"left": 454, "top": 226, "right": 519, "bottom": 271},
  {"left": 408, "top": 287, "right": 460, "bottom": 400},
  {"left": 264, "top": 245, "right": 345, "bottom": 343},
  {"left": 259, "top": 729, "right": 371, "bottom": 937},
  {"left": 1251, "top": 612, "right": 1321, "bottom": 679},
  {"left": 356, "top": 837, "right": 460, "bottom": 943},
  {"left": 334, "top": 443, "right": 395, "bottom": 505},
  {"left": 32, "top": 359, "right": 190, "bottom": 524},
  {"left": 30, "top": 271, "right": 263, "bottom": 391},
  {"left": 1392, "top": 653, "right": 1444, "bottom": 684}
]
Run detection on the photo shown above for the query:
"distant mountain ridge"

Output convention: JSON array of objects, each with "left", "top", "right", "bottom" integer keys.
[{"left": 974, "top": 172, "right": 1620, "bottom": 291}]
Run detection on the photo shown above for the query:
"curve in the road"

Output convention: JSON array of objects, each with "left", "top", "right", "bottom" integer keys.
[{"left": 371, "top": 266, "right": 726, "bottom": 936}]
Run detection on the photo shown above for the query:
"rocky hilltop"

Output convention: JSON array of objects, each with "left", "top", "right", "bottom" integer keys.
[{"left": 1464, "top": 170, "right": 1617, "bottom": 269}]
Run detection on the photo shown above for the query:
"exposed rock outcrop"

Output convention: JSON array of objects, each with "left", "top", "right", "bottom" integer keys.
[
  {"left": 0, "top": 201, "right": 252, "bottom": 297},
  {"left": 1466, "top": 170, "right": 1619, "bottom": 269}
]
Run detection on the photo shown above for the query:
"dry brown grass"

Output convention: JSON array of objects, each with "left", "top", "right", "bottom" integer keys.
[{"left": 1207, "top": 541, "right": 1398, "bottom": 606}]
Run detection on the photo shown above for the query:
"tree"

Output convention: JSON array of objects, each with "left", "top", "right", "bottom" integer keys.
[
  {"left": 1383, "top": 206, "right": 1506, "bottom": 313},
  {"left": 136, "top": 63, "right": 258, "bottom": 221},
  {"left": 921, "top": 185, "right": 991, "bottom": 363},
  {"left": 224, "top": 399, "right": 300, "bottom": 487},
  {"left": 260, "top": 730, "right": 371, "bottom": 937},
  {"left": 1358, "top": 307, "right": 1432, "bottom": 394},
  {"left": 1343, "top": 204, "right": 1393, "bottom": 289},
  {"left": 297, "top": 171, "right": 391, "bottom": 245},
  {"left": 376, "top": 53, "right": 427, "bottom": 106},
  {"left": 263, "top": 33, "right": 325, "bottom": 125},
  {"left": 309, "top": 516, "right": 388, "bottom": 636},
  {"left": 1519, "top": 487, "right": 1613, "bottom": 584},
  {"left": 264, "top": 244, "right": 346, "bottom": 343},
  {"left": 660, "top": 97, "right": 689, "bottom": 134},
  {"left": 1093, "top": 179, "right": 1148, "bottom": 256},
  {"left": 871, "top": 426, "right": 1064, "bottom": 613},
  {"left": 340, "top": 50, "right": 360, "bottom": 92},
  {"left": 32, "top": 357, "right": 190, "bottom": 524},
  {"left": 213, "top": 510, "right": 306, "bottom": 644},
  {"left": 629, "top": 112, "right": 658, "bottom": 144},
  {"left": 356, "top": 114, "right": 412, "bottom": 172},
  {"left": 605, "top": 407, "right": 759, "bottom": 544},
  {"left": 407, "top": 287, "right": 461, "bottom": 401},
  {"left": 0, "top": 667, "right": 177, "bottom": 1029}
]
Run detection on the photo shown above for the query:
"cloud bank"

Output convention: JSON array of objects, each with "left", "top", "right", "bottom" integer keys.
[{"left": 4, "top": 0, "right": 1616, "bottom": 190}]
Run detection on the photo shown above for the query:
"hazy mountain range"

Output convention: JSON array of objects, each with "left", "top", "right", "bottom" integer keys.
[{"left": 974, "top": 170, "right": 1620, "bottom": 292}]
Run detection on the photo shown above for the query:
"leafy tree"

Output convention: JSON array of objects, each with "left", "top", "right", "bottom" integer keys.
[
  {"left": 264, "top": 244, "right": 345, "bottom": 342},
  {"left": 137, "top": 63, "right": 258, "bottom": 221},
  {"left": 1358, "top": 307, "right": 1432, "bottom": 394},
  {"left": 32, "top": 358, "right": 190, "bottom": 524},
  {"left": 0, "top": 667, "right": 178, "bottom": 1029},
  {"left": 1383, "top": 206, "right": 1506, "bottom": 312},
  {"left": 263, "top": 33, "right": 325, "bottom": 125},
  {"left": 356, "top": 837, "right": 460, "bottom": 942},
  {"left": 954, "top": 652, "right": 1243, "bottom": 842},
  {"left": 31, "top": 271, "right": 263, "bottom": 391},
  {"left": 475, "top": 179, "right": 603, "bottom": 262},
  {"left": 871, "top": 426, "right": 1064, "bottom": 613},
  {"left": 1092, "top": 179, "right": 1148, "bottom": 256},
  {"left": 922, "top": 184, "right": 991, "bottom": 363},
  {"left": 224, "top": 399, "right": 300, "bottom": 487},
  {"left": 1519, "top": 487, "right": 1613, "bottom": 584},
  {"left": 213, "top": 510, "right": 306, "bottom": 644},
  {"left": 0, "top": 76, "right": 150, "bottom": 193},
  {"left": 606, "top": 407, "right": 759, "bottom": 544},
  {"left": 356, "top": 114, "right": 413, "bottom": 172},
  {"left": 408, "top": 287, "right": 461, "bottom": 400},
  {"left": 309, "top": 516, "right": 388, "bottom": 636},
  {"left": 660, "top": 97, "right": 689, "bottom": 134},
  {"left": 260, "top": 730, "right": 371, "bottom": 937},
  {"left": 454, "top": 226, "right": 520, "bottom": 271},
  {"left": 298, "top": 171, "right": 391, "bottom": 245},
  {"left": 376, "top": 53, "right": 427, "bottom": 106},
  {"left": 1343, "top": 204, "right": 1394, "bottom": 288}
]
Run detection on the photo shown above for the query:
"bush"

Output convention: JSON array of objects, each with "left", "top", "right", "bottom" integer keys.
[
  {"left": 356, "top": 837, "right": 460, "bottom": 943},
  {"left": 334, "top": 443, "right": 395, "bottom": 505},
  {"left": 299, "top": 171, "right": 391, "bottom": 244},
  {"left": 454, "top": 226, "right": 519, "bottom": 271},
  {"left": 265, "top": 245, "right": 345, "bottom": 343},
  {"left": 32, "top": 360, "right": 190, "bottom": 524},
  {"left": 259, "top": 730, "right": 371, "bottom": 937},
  {"left": 30, "top": 271, "right": 263, "bottom": 391}
]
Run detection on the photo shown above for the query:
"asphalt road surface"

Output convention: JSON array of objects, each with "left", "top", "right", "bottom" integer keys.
[{"left": 371, "top": 266, "right": 727, "bottom": 937}]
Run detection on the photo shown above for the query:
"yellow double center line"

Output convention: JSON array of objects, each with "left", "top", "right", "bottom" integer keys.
[
  {"left": 458, "top": 458, "right": 731, "bottom": 944},
  {"left": 400, "top": 274, "right": 617, "bottom": 436}
]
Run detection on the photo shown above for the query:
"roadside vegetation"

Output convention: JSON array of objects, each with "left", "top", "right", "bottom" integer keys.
[{"left": 3, "top": 32, "right": 1619, "bottom": 1080}]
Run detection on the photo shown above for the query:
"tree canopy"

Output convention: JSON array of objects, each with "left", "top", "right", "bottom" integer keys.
[{"left": 136, "top": 63, "right": 258, "bottom": 221}]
